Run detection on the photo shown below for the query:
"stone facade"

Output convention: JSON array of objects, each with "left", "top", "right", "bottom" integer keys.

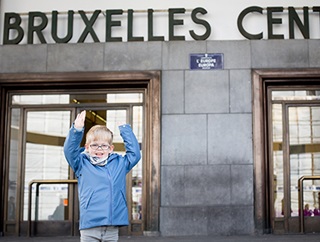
[{"left": 0, "top": 39, "right": 318, "bottom": 236}]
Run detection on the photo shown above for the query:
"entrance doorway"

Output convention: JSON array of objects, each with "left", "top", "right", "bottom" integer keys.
[
  {"left": 270, "top": 91, "right": 320, "bottom": 233},
  {"left": 253, "top": 70, "right": 320, "bottom": 234},
  {"left": 0, "top": 72, "right": 160, "bottom": 237}
]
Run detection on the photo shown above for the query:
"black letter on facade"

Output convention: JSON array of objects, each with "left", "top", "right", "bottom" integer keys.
[
  {"left": 128, "top": 9, "right": 144, "bottom": 41},
  {"left": 3, "top": 12, "right": 24, "bottom": 44},
  {"left": 169, "top": 8, "right": 185, "bottom": 41},
  {"left": 313, "top": 7, "right": 320, "bottom": 35},
  {"left": 289, "top": 7, "right": 309, "bottom": 39},
  {"left": 106, "top": 9, "right": 123, "bottom": 42},
  {"left": 189, "top": 7, "right": 211, "bottom": 40},
  {"left": 78, "top": 10, "right": 101, "bottom": 43},
  {"left": 28, "top": 12, "right": 48, "bottom": 44},
  {"left": 52, "top": 10, "right": 74, "bottom": 43},
  {"left": 148, "top": 9, "right": 164, "bottom": 41},
  {"left": 237, "top": 6, "right": 263, "bottom": 40},
  {"left": 313, "top": 7, "right": 320, "bottom": 15},
  {"left": 267, "top": 7, "right": 284, "bottom": 39}
]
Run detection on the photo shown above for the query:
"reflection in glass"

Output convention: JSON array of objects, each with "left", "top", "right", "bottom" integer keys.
[
  {"left": 7, "top": 109, "right": 20, "bottom": 221},
  {"left": 11, "top": 93, "right": 144, "bottom": 106},
  {"left": 133, "top": 106, "right": 143, "bottom": 142},
  {"left": 24, "top": 111, "right": 70, "bottom": 221},
  {"left": 289, "top": 106, "right": 320, "bottom": 217},
  {"left": 107, "top": 93, "right": 143, "bottom": 103},
  {"left": 272, "top": 90, "right": 320, "bottom": 101},
  {"left": 272, "top": 104, "right": 284, "bottom": 217},
  {"left": 12, "top": 95, "right": 69, "bottom": 105},
  {"left": 106, "top": 110, "right": 127, "bottom": 147},
  {"left": 272, "top": 90, "right": 320, "bottom": 220},
  {"left": 132, "top": 106, "right": 143, "bottom": 220}
]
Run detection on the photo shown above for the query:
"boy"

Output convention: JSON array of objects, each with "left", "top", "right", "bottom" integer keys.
[{"left": 64, "top": 110, "right": 141, "bottom": 242}]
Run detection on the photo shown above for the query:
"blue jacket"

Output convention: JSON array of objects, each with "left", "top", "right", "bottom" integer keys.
[{"left": 63, "top": 124, "right": 141, "bottom": 230}]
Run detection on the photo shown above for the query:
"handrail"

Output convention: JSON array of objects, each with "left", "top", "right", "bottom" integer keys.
[
  {"left": 298, "top": 175, "right": 320, "bottom": 234},
  {"left": 28, "top": 179, "right": 78, "bottom": 237}
]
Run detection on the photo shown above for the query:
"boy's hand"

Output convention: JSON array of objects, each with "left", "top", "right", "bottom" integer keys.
[{"left": 74, "top": 110, "right": 86, "bottom": 129}]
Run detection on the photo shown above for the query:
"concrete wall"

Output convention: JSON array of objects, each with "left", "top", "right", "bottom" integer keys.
[{"left": 0, "top": 39, "right": 319, "bottom": 236}]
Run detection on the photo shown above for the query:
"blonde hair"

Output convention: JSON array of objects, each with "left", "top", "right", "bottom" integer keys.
[{"left": 86, "top": 125, "right": 113, "bottom": 145}]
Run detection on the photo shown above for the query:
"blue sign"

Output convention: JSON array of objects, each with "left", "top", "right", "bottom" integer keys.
[{"left": 190, "top": 53, "right": 224, "bottom": 70}]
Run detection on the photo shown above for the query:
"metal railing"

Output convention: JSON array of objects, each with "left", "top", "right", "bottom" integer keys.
[
  {"left": 298, "top": 175, "right": 320, "bottom": 233},
  {"left": 27, "top": 179, "right": 78, "bottom": 237}
]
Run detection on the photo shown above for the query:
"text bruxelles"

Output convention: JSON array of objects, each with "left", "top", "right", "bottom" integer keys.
[{"left": 3, "top": 8, "right": 211, "bottom": 44}]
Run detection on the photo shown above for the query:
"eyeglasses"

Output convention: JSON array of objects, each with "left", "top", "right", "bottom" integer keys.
[{"left": 89, "top": 144, "right": 110, "bottom": 150}]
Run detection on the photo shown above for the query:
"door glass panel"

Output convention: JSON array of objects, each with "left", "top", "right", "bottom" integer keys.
[
  {"left": 272, "top": 104, "right": 284, "bottom": 218},
  {"left": 24, "top": 111, "right": 71, "bottom": 221},
  {"left": 7, "top": 108, "right": 20, "bottom": 222},
  {"left": 289, "top": 106, "right": 320, "bottom": 218},
  {"left": 70, "top": 93, "right": 143, "bottom": 105},
  {"left": 272, "top": 90, "right": 320, "bottom": 101},
  {"left": 132, "top": 106, "right": 143, "bottom": 221},
  {"left": 11, "top": 95, "right": 70, "bottom": 105},
  {"left": 271, "top": 88, "right": 320, "bottom": 234},
  {"left": 11, "top": 93, "right": 144, "bottom": 105},
  {"left": 106, "top": 110, "right": 127, "bottom": 148},
  {"left": 107, "top": 93, "right": 143, "bottom": 103}
]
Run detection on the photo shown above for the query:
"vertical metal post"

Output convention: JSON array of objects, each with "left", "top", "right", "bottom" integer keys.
[
  {"left": 27, "top": 182, "right": 33, "bottom": 237},
  {"left": 35, "top": 184, "right": 40, "bottom": 221},
  {"left": 298, "top": 177, "right": 304, "bottom": 234}
]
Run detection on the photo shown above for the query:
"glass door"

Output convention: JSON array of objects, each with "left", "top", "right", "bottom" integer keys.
[
  {"left": 287, "top": 105, "right": 320, "bottom": 233},
  {"left": 270, "top": 90, "right": 320, "bottom": 234},
  {"left": 3, "top": 93, "right": 145, "bottom": 236},
  {"left": 24, "top": 110, "right": 73, "bottom": 236},
  {"left": 4, "top": 107, "right": 74, "bottom": 236}
]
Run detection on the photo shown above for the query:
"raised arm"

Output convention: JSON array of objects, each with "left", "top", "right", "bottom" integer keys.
[
  {"left": 63, "top": 110, "right": 86, "bottom": 172},
  {"left": 119, "top": 124, "right": 141, "bottom": 172}
]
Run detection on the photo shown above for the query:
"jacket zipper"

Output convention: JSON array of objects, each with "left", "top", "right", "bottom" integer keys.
[{"left": 106, "top": 166, "right": 113, "bottom": 224}]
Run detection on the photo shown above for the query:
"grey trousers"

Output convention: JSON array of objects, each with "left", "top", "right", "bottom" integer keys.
[{"left": 80, "top": 226, "right": 119, "bottom": 242}]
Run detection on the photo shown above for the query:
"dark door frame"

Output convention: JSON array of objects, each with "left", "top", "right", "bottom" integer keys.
[
  {"left": 252, "top": 69, "right": 320, "bottom": 234},
  {"left": 0, "top": 71, "right": 161, "bottom": 236}
]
